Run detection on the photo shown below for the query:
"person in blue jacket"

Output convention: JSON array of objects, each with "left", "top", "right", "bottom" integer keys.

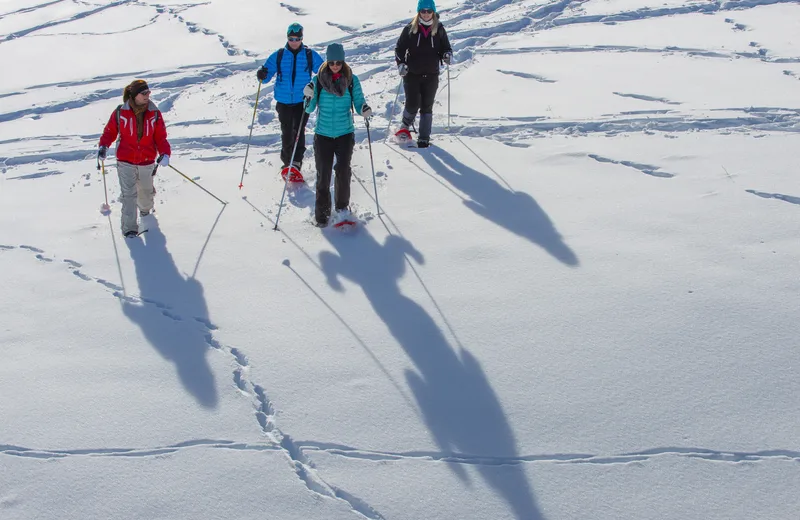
[
  {"left": 256, "top": 23, "right": 324, "bottom": 175},
  {"left": 303, "top": 43, "right": 372, "bottom": 227}
]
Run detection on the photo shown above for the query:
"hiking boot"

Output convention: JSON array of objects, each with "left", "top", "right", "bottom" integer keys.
[
  {"left": 331, "top": 207, "right": 355, "bottom": 227},
  {"left": 140, "top": 209, "right": 151, "bottom": 217},
  {"left": 416, "top": 138, "right": 430, "bottom": 148},
  {"left": 124, "top": 230, "right": 139, "bottom": 238}
]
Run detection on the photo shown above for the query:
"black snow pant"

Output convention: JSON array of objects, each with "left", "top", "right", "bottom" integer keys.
[
  {"left": 276, "top": 101, "right": 307, "bottom": 167},
  {"left": 402, "top": 72, "right": 439, "bottom": 141},
  {"left": 313, "top": 132, "right": 355, "bottom": 224}
]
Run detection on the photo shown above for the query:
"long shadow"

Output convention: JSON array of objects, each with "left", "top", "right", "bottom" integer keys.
[
  {"left": 123, "top": 220, "right": 217, "bottom": 408},
  {"left": 320, "top": 229, "right": 544, "bottom": 520},
  {"left": 417, "top": 146, "right": 579, "bottom": 266}
]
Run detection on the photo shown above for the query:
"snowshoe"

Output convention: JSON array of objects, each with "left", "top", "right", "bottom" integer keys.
[
  {"left": 140, "top": 209, "right": 153, "bottom": 217},
  {"left": 416, "top": 138, "right": 430, "bottom": 148},
  {"left": 280, "top": 164, "right": 304, "bottom": 183},
  {"left": 331, "top": 208, "right": 358, "bottom": 230},
  {"left": 124, "top": 230, "right": 139, "bottom": 238},
  {"left": 394, "top": 127, "right": 412, "bottom": 144}
]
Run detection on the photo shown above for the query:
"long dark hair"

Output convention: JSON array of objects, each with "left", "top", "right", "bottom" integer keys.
[{"left": 318, "top": 61, "right": 353, "bottom": 81}]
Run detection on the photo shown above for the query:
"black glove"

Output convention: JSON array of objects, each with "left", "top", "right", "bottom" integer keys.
[
  {"left": 361, "top": 104, "right": 372, "bottom": 118},
  {"left": 442, "top": 52, "right": 452, "bottom": 65},
  {"left": 256, "top": 66, "right": 268, "bottom": 81},
  {"left": 98, "top": 146, "right": 107, "bottom": 160}
]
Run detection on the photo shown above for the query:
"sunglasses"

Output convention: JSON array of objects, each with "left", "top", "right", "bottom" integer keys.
[
  {"left": 329, "top": 61, "right": 344, "bottom": 66},
  {"left": 288, "top": 37, "right": 302, "bottom": 42},
  {"left": 137, "top": 90, "right": 151, "bottom": 96},
  {"left": 419, "top": 9, "right": 434, "bottom": 14}
]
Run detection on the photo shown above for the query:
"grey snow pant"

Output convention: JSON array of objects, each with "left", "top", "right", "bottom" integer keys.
[{"left": 116, "top": 161, "right": 155, "bottom": 234}]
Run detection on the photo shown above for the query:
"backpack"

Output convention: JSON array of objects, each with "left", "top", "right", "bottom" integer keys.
[{"left": 276, "top": 46, "right": 314, "bottom": 83}]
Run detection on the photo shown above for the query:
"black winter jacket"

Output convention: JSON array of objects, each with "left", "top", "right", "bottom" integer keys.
[{"left": 395, "top": 21, "right": 452, "bottom": 76}]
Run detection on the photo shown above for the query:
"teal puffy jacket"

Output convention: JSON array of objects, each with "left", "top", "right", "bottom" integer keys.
[{"left": 305, "top": 73, "right": 367, "bottom": 139}]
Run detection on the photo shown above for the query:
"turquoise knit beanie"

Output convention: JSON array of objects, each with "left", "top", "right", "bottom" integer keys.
[
  {"left": 326, "top": 43, "right": 345, "bottom": 62},
  {"left": 417, "top": 0, "right": 436, "bottom": 12},
  {"left": 287, "top": 22, "right": 303, "bottom": 37}
]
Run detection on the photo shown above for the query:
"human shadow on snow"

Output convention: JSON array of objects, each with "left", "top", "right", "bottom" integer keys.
[
  {"left": 416, "top": 146, "right": 579, "bottom": 267},
  {"left": 320, "top": 229, "right": 544, "bottom": 520},
  {"left": 124, "top": 220, "right": 217, "bottom": 408}
]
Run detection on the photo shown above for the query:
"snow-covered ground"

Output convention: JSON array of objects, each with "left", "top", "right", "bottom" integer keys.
[{"left": 2, "top": 1, "right": 799, "bottom": 519}]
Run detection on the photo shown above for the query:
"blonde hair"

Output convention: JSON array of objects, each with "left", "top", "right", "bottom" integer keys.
[{"left": 410, "top": 12, "right": 440, "bottom": 35}]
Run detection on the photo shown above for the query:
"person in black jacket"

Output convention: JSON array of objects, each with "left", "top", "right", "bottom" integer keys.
[{"left": 394, "top": 0, "right": 452, "bottom": 148}]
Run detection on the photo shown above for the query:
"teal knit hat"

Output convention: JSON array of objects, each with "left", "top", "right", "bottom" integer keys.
[
  {"left": 417, "top": 0, "right": 436, "bottom": 12},
  {"left": 326, "top": 43, "right": 345, "bottom": 62},
  {"left": 287, "top": 22, "right": 303, "bottom": 37}
]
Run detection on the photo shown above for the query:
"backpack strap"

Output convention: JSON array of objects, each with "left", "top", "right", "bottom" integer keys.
[
  {"left": 116, "top": 104, "right": 160, "bottom": 134},
  {"left": 276, "top": 48, "right": 284, "bottom": 81},
  {"left": 349, "top": 82, "right": 354, "bottom": 113},
  {"left": 278, "top": 47, "right": 314, "bottom": 83}
]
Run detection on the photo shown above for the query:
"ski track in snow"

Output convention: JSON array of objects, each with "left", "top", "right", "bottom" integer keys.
[
  {"left": 173, "top": 10, "right": 258, "bottom": 58},
  {"left": 745, "top": 189, "right": 800, "bottom": 205},
  {"left": 4, "top": 104, "right": 799, "bottom": 167},
  {"left": 496, "top": 69, "right": 557, "bottom": 83},
  {"left": 4, "top": 436, "right": 799, "bottom": 466},
  {"left": 612, "top": 92, "right": 681, "bottom": 105},
  {"left": 2, "top": 0, "right": 800, "bottom": 165},
  {"left": 2, "top": 244, "right": 387, "bottom": 520},
  {"left": 280, "top": 2, "right": 308, "bottom": 17},
  {"left": 0, "top": 0, "right": 67, "bottom": 21},
  {"left": 0, "top": 0, "right": 131, "bottom": 42},
  {"left": 587, "top": 153, "right": 676, "bottom": 178}
]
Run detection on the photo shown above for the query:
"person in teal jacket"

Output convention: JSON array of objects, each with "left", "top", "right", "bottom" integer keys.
[{"left": 304, "top": 43, "right": 372, "bottom": 227}]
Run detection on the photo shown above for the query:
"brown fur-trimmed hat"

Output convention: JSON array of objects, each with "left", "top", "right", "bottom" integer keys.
[{"left": 123, "top": 80, "right": 150, "bottom": 103}]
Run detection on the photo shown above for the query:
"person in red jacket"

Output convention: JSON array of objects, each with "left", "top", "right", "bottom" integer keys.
[{"left": 98, "top": 80, "right": 171, "bottom": 237}]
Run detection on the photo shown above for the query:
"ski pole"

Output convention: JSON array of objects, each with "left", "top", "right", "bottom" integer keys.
[
  {"left": 168, "top": 164, "right": 227, "bottom": 205},
  {"left": 97, "top": 157, "right": 111, "bottom": 214},
  {"left": 273, "top": 99, "right": 310, "bottom": 231},
  {"left": 386, "top": 78, "right": 403, "bottom": 139},
  {"left": 446, "top": 63, "right": 451, "bottom": 132},
  {"left": 239, "top": 81, "right": 263, "bottom": 189},
  {"left": 364, "top": 118, "right": 380, "bottom": 216}
]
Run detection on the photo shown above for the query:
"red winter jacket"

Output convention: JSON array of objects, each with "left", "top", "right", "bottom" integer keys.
[{"left": 99, "top": 101, "right": 171, "bottom": 165}]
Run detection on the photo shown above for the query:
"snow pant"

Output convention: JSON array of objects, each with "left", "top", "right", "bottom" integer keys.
[
  {"left": 276, "top": 101, "right": 307, "bottom": 167},
  {"left": 116, "top": 161, "right": 155, "bottom": 235},
  {"left": 402, "top": 72, "right": 439, "bottom": 141},
  {"left": 313, "top": 132, "right": 354, "bottom": 224}
]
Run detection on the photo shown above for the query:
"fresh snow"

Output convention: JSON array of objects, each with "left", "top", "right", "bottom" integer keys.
[{"left": 1, "top": 0, "right": 799, "bottom": 519}]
